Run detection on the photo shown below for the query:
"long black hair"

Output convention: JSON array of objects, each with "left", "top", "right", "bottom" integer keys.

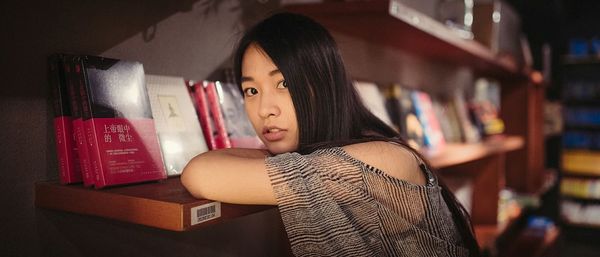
[{"left": 234, "top": 12, "right": 480, "bottom": 256}]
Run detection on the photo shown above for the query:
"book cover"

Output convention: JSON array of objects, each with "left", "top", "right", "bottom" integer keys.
[
  {"left": 204, "top": 81, "right": 232, "bottom": 149},
  {"left": 49, "top": 54, "right": 81, "bottom": 184},
  {"left": 561, "top": 177, "right": 600, "bottom": 200},
  {"left": 81, "top": 55, "right": 166, "bottom": 189},
  {"left": 470, "top": 78, "right": 505, "bottom": 136},
  {"left": 188, "top": 80, "right": 218, "bottom": 150},
  {"left": 385, "top": 85, "right": 424, "bottom": 149},
  {"left": 146, "top": 75, "right": 209, "bottom": 176},
  {"left": 431, "top": 97, "right": 454, "bottom": 143},
  {"left": 63, "top": 55, "right": 95, "bottom": 186},
  {"left": 452, "top": 90, "right": 481, "bottom": 143},
  {"left": 562, "top": 149, "right": 600, "bottom": 176},
  {"left": 411, "top": 90, "right": 446, "bottom": 151},
  {"left": 214, "top": 81, "right": 264, "bottom": 149},
  {"left": 353, "top": 81, "right": 394, "bottom": 127},
  {"left": 564, "top": 107, "right": 600, "bottom": 127}
]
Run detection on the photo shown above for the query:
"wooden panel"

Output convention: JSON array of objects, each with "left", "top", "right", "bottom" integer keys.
[
  {"left": 35, "top": 177, "right": 273, "bottom": 231},
  {"left": 425, "top": 135, "right": 523, "bottom": 169},
  {"left": 501, "top": 81, "right": 545, "bottom": 193},
  {"left": 286, "top": 0, "right": 528, "bottom": 82},
  {"left": 440, "top": 154, "right": 506, "bottom": 225}
]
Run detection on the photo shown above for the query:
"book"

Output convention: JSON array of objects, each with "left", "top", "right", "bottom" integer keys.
[
  {"left": 204, "top": 81, "right": 232, "bottom": 149},
  {"left": 561, "top": 177, "right": 600, "bottom": 200},
  {"left": 564, "top": 107, "right": 600, "bottom": 127},
  {"left": 431, "top": 97, "right": 461, "bottom": 143},
  {"left": 188, "top": 80, "right": 218, "bottom": 150},
  {"left": 145, "top": 75, "right": 209, "bottom": 176},
  {"left": 354, "top": 81, "right": 394, "bottom": 127},
  {"left": 63, "top": 55, "right": 95, "bottom": 186},
  {"left": 80, "top": 55, "right": 166, "bottom": 188},
  {"left": 384, "top": 85, "right": 424, "bottom": 149},
  {"left": 411, "top": 90, "right": 446, "bottom": 151},
  {"left": 562, "top": 150, "right": 600, "bottom": 176},
  {"left": 563, "top": 131, "right": 600, "bottom": 150},
  {"left": 562, "top": 199, "right": 600, "bottom": 226},
  {"left": 49, "top": 54, "right": 81, "bottom": 184},
  {"left": 214, "top": 81, "right": 264, "bottom": 149},
  {"left": 452, "top": 89, "right": 481, "bottom": 143},
  {"left": 470, "top": 78, "right": 505, "bottom": 136}
]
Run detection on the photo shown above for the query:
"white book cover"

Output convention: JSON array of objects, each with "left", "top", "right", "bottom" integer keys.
[
  {"left": 146, "top": 74, "right": 209, "bottom": 176},
  {"left": 353, "top": 81, "right": 394, "bottom": 127}
]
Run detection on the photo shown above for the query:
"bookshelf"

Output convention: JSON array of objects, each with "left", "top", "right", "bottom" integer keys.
[
  {"left": 286, "top": 0, "right": 545, "bottom": 253},
  {"left": 425, "top": 135, "right": 523, "bottom": 169},
  {"left": 35, "top": 177, "right": 272, "bottom": 231},
  {"left": 33, "top": 0, "right": 544, "bottom": 254},
  {"left": 34, "top": 136, "right": 522, "bottom": 232},
  {"left": 285, "top": 0, "right": 527, "bottom": 81},
  {"left": 560, "top": 56, "right": 600, "bottom": 229}
]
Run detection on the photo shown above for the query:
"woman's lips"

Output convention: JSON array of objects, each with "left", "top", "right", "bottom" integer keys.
[{"left": 263, "top": 127, "right": 286, "bottom": 142}]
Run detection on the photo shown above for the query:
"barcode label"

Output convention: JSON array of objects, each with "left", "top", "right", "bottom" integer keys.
[{"left": 190, "top": 202, "right": 221, "bottom": 226}]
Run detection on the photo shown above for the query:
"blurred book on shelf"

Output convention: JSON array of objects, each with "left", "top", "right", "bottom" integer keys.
[
  {"left": 48, "top": 54, "right": 81, "bottom": 184},
  {"left": 354, "top": 81, "right": 394, "bottom": 127},
  {"left": 213, "top": 81, "right": 264, "bottom": 149},
  {"left": 470, "top": 78, "right": 505, "bottom": 137}
]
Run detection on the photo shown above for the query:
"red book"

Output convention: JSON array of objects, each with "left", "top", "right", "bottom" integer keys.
[
  {"left": 80, "top": 55, "right": 166, "bottom": 189},
  {"left": 49, "top": 54, "right": 81, "bottom": 184},
  {"left": 63, "top": 55, "right": 95, "bottom": 186},
  {"left": 188, "top": 80, "right": 218, "bottom": 150},
  {"left": 203, "top": 81, "right": 232, "bottom": 149}
]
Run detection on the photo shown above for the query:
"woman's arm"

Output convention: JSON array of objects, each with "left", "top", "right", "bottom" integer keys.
[{"left": 180, "top": 148, "right": 277, "bottom": 205}]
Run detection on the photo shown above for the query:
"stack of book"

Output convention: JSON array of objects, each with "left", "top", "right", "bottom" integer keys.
[
  {"left": 48, "top": 54, "right": 262, "bottom": 188},
  {"left": 49, "top": 53, "right": 505, "bottom": 188},
  {"left": 357, "top": 79, "right": 504, "bottom": 152},
  {"left": 560, "top": 53, "right": 600, "bottom": 228}
]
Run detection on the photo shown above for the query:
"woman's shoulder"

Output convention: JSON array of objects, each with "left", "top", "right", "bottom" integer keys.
[{"left": 341, "top": 141, "right": 426, "bottom": 186}]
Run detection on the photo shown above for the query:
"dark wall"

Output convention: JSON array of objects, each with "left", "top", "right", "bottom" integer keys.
[{"left": 0, "top": 1, "right": 293, "bottom": 256}]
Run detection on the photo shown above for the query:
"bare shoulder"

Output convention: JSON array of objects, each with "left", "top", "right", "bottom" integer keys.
[{"left": 342, "top": 141, "right": 426, "bottom": 185}]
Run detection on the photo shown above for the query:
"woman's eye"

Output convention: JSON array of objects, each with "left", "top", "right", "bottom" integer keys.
[
  {"left": 243, "top": 87, "right": 258, "bottom": 97},
  {"left": 277, "top": 80, "right": 288, "bottom": 89}
]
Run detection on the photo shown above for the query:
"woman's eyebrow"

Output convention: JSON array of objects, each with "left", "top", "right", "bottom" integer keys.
[
  {"left": 241, "top": 69, "right": 281, "bottom": 83},
  {"left": 269, "top": 69, "right": 281, "bottom": 76},
  {"left": 240, "top": 76, "right": 253, "bottom": 83}
]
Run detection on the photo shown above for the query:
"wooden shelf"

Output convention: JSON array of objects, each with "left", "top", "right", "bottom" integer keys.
[
  {"left": 34, "top": 135, "right": 522, "bottom": 232},
  {"left": 35, "top": 177, "right": 273, "bottom": 231},
  {"left": 563, "top": 55, "right": 600, "bottom": 65},
  {"left": 562, "top": 220, "right": 600, "bottom": 230},
  {"left": 561, "top": 195, "right": 600, "bottom": 205},
  {"left": 286, "top": 0, "right": 528, "bottom": 82},
  {"left": 424, "top": 135, "right": 524, "bottom": 169},
  {"left": 474, "top": 203, "right": 523, "bottom": 250}
]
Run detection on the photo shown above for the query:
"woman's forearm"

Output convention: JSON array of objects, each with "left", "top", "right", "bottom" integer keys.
[{"left": 180, "top": 148, "right": 276, "bottom": 204}]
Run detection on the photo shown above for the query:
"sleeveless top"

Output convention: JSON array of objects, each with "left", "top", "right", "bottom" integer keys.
[{"left": 265, "top": 147, "right": 468, "bottom": 257}]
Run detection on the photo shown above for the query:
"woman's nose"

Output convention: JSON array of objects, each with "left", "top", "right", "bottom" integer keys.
[{"left": 258, "top": 94, "right": 280, "bottom": 119}]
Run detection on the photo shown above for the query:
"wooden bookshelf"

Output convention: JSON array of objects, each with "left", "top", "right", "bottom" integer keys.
[
  {"left": 34, "top": 135, "right": 522, "bottom": 233},
  {"left": 425, "top": 135, "right": 524, "bottom": 169},
  {"left": 286, "top": 0, "right": 528, "bottom": 81},
  {"left": 562, "top": 55, "right": 600, "bottom": 65},
  {"left": 35, "top": 177, "right": 273, "bottom": 231}
]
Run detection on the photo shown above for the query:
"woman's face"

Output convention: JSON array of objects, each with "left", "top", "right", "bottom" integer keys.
[{"left": 241, "top": 44, "right": 299, "bottom": 154}]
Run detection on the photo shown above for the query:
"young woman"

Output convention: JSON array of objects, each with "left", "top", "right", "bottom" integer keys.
[{"left": 182, "top": 12, "right": 479, "bottom": 257}]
